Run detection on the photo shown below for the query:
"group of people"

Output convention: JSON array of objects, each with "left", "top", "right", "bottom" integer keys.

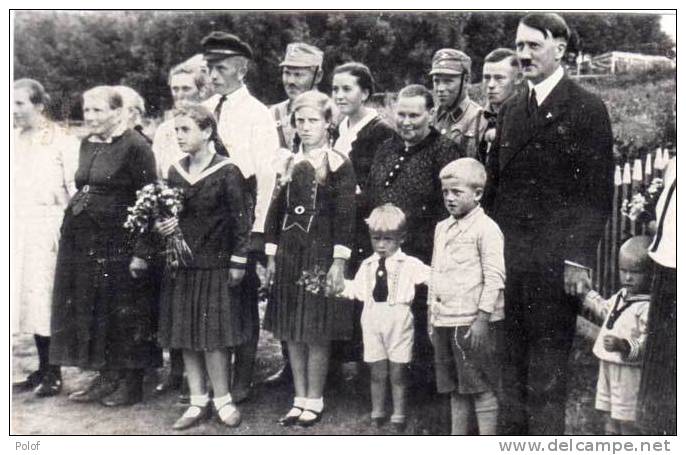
[{"left": 12, "top": 12, "right": 675, "bottom": 436}]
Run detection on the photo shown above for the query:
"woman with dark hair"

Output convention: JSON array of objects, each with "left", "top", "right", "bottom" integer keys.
[
  {"left": 264, "top": 91, "right": 356, "bottom": 427},
  {"left": 331, "top": 62, "right": 398, "bottom": 376},
  {"left": 154, "top": 104, "right": 252, "bottom": 430},
  {"left": 13, "top": 78, "right": 79, "bottom": 397},
  {"left": 50, "top": 85, "right": 162, "bottom": 407}
]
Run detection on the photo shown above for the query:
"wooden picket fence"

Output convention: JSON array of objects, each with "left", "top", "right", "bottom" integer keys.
[{"left": 595, "top": 147, "right": 672, "bottom": 297}]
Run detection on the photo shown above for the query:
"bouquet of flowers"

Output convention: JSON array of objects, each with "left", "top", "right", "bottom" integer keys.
[
  {"left": 124, "top": 181, "right": 192, "bottom": 274},
  {"left": 621, "top": 177, "right": 664, "bottom": 222},
  {"left": 296, "top": 265, "right": 329, "bottom": 295}
]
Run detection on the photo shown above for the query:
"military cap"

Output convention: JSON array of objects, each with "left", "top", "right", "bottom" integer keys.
[
  {"left": 201, "top": 31, "right": 254, "bottom": 61},
  {"left": 429, "top": 48, "right": 472, "bottom": 76},
  {"left": 280, "top": 42, "right": 324, "bottom": 69}
]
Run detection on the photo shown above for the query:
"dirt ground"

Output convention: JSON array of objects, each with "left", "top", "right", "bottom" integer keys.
[{"left": 11, "top": 316, "right": 603, "bottom": 436}]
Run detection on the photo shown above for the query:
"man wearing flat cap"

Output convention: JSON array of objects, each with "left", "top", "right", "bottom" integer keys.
[
  {"left": 271, "top": 42, "right": 324, "bottom": 150},
  {"left": 430, "top": 48, "right": 487, "bottom": 159},
  {"left": 201, "top": 31, "right": 280, "bottom": 403}
]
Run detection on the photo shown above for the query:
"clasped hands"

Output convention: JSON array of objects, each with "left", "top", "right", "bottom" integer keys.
[{"left": 263, "top": 257, "right": 346, "bottom": 297}]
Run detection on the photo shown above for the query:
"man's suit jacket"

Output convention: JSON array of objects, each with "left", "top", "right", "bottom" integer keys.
[{"left": 485, "top": 75, "right": 613, "bottom": 273}]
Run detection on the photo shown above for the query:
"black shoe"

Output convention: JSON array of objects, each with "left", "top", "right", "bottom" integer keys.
[
  {"left": 390, "top": 420, "right": 407, "bottom": 434},
  {"left": 371, "top": 416, "right": 388, "bottom": 428},
  {"left": 34, "top": 371, "right": 62, "bottom": 397},
  {"left": 262, "top": 365, "right": 292, "bottom": 387},
  {"left": 297, "top": 409, "right": 323, "bottom": 427},
  {"left": 13, "top": 370, "right": 43, "bottom": 392},
  {"left": 100, "top": 371, "right": 143, "bottom": 407},
  {"left": 278, "top": 407, "right": 304, "bottom": 427},
  {"left": 154, "top": 374, "right": 183, "bottom": 396},
  {"left": 69, "top": 373, "right": 120, "bottom": 403}
]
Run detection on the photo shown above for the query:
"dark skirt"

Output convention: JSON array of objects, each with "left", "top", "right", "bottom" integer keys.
[
  {"left": 264, "top": 224, "right": 354, "bottom": 344},
  {"left": 637, "top": 263, "right": 676, "bottom": 435},
  {"left": 50, "top": 212, "right": 161, "bottom": 370},
  {"left": 158, "top": 267, "right": 253, "bottom": 350}
]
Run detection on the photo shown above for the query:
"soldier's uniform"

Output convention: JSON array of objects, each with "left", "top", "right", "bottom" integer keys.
[
  {"left": 270, "top": 42, "right": 324, "bottom": 151},
  {"left": 430, "top": 49, "right": 487, "bottom": 159}
]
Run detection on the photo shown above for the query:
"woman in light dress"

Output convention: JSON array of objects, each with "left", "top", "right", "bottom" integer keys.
[{"left": 12, "top": 78, "right": 79, "bottom": 397}]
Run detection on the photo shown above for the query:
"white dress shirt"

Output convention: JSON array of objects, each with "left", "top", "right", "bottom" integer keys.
[
  {"left": 527, "top": 65, "right": 565, "bottom": 105},
  {"left": 204, "top": 85, "right": 279, "bottom": 233},
  {"left": 649, "top": 157, "right": 675, "bottom": 268}
]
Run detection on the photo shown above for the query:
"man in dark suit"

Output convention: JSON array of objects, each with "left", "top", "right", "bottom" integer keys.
[{"left": 485, "top": 13, "right": 613, "bottom": 435}]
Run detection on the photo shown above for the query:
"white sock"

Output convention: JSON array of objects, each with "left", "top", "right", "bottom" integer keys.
[
  {"left": 293, "top": 396, "right": 307, "bottom": 409},
  {"left": 189, "top": 393, "right": 210, "bottom": 407},
  {"left": 213, "top": 392, "right": 233, "bottom": 410},
  {"left": 305, "top": 397, "right": 324, "bottom": 413}
]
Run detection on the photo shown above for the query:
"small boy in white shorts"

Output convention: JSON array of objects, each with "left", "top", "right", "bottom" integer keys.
[
  {"left": 579, "top": 235, "right": 652, "bottom": 435},
  {"left": 340, "top": 204, "right": 430, "bottom": 433}
]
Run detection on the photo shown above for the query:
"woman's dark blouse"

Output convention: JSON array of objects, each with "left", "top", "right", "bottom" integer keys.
[
  {"left": 166, "top": 154, "right": 252, "bottom": 269},
  {"left": 366, "top": 128, "right": 464, "bottom": 262}
]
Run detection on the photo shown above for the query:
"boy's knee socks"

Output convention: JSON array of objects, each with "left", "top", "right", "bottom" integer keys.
[{"left": 474, "top": 391, "right": 498, "bottom": 435}]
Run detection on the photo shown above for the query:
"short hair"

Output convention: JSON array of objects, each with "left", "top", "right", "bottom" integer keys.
[
  {"left": 618, "top": 235, "right": 653, "bottom": 270},
  {"left": 484, "top": 48, "right": 519, "bottom": 68},
  {"left": 14, "top": 78, "right": 50, "bottom": 106},
  {"left": 83, "top": 86, "right": 123, "bottom": 110},
  {"left": 397, "top": 84, "right": 434, "bottom": 111},
  {"left": 519, "top": 13, "right": 571, "bottom": 42},
  {"left": 439, "top": 157, "right": 487, "bottom": 190},
  {"left": 333, "top": 62, "right": 375, "bottom": 95},
  {"left": 168, "top": 56, "right": 211, "bottom": 96},
  {"left": 365, "top": 204, "right": 407, "bottom": 233},
  {"left": 290, "top": 90, "right": 335, "bottom": 126}
]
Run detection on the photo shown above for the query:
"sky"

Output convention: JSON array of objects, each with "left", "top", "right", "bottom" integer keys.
[{"left": 660, "top": 14, "right": 676, "bottom": 41}]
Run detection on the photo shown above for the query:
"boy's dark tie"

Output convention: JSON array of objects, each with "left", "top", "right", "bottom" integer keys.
[{"left": 373, "top": 257, "right": 388, "bottom": 302}]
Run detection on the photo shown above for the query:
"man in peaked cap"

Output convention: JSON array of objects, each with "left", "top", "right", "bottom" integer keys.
[
  {"left": 270, "top": 42, "right": 324, "bottom": 150},
  {"left": 201, "top": 31, "right": 280, "bottom": 404},
  {"left": 430, "top": 48, "right": 487, "bottom": 159},
  {"left": 261, "top": 42, "right": 324, "bottom": 388}
]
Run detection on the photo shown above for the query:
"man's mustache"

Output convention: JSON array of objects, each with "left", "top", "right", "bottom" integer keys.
[{"left": 519, "top": 58, "right": 533, "bottom": 67}]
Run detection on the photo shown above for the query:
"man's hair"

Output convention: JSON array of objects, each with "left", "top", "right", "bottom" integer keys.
[
  {"left": 484, "top": 48, "right": 519, "bottom": 68},
  {"left": 519, "top": 13, "right": 571, "bottom": 42},
  {"left": 397, "top": 84, "right": 434, "bottom": 111},
  {"left": 168, "top": 58, "right": 211, "bottom": 96},
  {"left": 365, "top": 204, "right": 407, "bottom": 234},
  {"left": 439, "top": 157, "right": 487, "bottom": 190}
]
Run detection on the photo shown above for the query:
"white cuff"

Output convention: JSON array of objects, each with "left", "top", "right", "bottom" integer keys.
[
  {"left": 265, "top": 243, "right": 278, "bottom": 256},
  {"left": 333, "top": 245, "right": 351, "bottom": 260}
]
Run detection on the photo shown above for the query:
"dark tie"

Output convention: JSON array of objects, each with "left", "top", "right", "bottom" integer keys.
[
  {"left": 214, "top": 95, "right": 227, "bottom": 123},
  {"left": 528, "top": 88, "right": 538, "bottom": 118},
  {"left": 372, "top": 257, "right": 388, "bottom": 302}
]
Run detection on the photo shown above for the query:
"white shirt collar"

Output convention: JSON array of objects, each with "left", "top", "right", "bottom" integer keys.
[
  {"left": 527, "top": 65, "right": 564, "bottom": 106},
  {"left": 370, "top": 248, "right": 406, "bottom": 264},
  {"left": 293, "top": 145, "right": 345, "bottom": 172},
  {"left": 335, "top": 110, "right": 378, "bottom": 156},
  {"left": 87, "top": 122, "right": 128, "bottom": 143}
]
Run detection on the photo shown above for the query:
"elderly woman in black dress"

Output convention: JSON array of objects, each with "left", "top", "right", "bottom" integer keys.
[{"left": 50, "top": 86, "right": 161, "bottom": 407}]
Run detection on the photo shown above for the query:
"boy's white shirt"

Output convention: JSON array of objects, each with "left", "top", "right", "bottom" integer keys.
[
  {"left": 584, "top": 288, "right": 650, "bottom": 365},
  {"left": 341, "top": 248, "right": 430, "bottom": 305}
]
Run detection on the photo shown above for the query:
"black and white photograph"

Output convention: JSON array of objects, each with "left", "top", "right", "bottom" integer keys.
[{"left": 8, "top": 5, "right": 678, "bottom": 447}]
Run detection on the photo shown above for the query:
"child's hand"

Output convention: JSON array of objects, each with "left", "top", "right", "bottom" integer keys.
[
  {"left": 467, "top": 313, "right": 491, "bottom": 352},
  {"left": 603, "top": 335, "right": 630, "bottom": 355},
  {"left": 263, "top": 256, "right": 276, "bottom": 290},
  {"left": 153, "top": 217, "right": 178, "bottom": 238},
  {"left": 577, "top": 274, "right": 593, "bottom": 297}
]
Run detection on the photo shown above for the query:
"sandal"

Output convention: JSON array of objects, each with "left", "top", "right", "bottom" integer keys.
[
  {"left": 297, "top": 409, "right": 323, "bottom": 427},
  {"left": 278, "top": 406, "right": 303, "bottom": 427},
  {"left": 173, "top": 405, "right": 209, "bottom": 430},
  {"left": 216, "top": 401, "right": 242, "bottom": 428}
]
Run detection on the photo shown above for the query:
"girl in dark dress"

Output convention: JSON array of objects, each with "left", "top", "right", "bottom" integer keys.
[
  {"left": 154, "top": 104, "right": 252, "bottom": 430},
  {"left": 51, "top": 86, "right": 161, "bottom": 406},
  {"left": 332, "top": 62, "right": 398, "bottom": 374},
  {"left": 264, "top": 91, "right": 356, "bottom": 427}
]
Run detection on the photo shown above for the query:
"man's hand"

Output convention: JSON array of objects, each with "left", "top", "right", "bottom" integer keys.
[
  {"left": 129, "top": 256, "right": 148, "bottom": 278},
  {"left": 325, "top": 258, "right": 346, "bottom": 297},
  {"left": 228, "top": 268, "right": 245, "bottom": 287},
  {"left": 467, "top": 312, "right": 491, "bottom": 352},
  {"left": 603, "top": 335, "right": 630, "bottom": 355}
]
